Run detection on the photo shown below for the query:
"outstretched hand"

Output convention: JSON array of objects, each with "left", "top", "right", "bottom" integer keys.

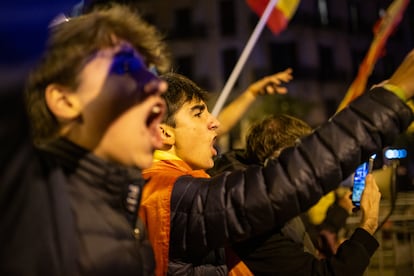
[
  {"left": 247, "top": 68, "right": 293, "bottom": 96},
  {"left": 215, "top": 68, "right": 292, "bottom": 136}
]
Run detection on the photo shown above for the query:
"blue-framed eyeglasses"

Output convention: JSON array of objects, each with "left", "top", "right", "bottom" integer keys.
[{"left": 109, "top": 48, "right": 162, "bottom": 96}]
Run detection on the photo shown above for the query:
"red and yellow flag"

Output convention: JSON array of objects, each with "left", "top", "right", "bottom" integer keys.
[
  {"left": 337, "top": 0, "right": 410, "bottom": 112},
  {"left": 246, "top": 0, "right": 300, "bottom": 35}
]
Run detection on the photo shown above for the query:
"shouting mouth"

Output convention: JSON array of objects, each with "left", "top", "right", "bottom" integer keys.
[
  {"left": 211, "top": 135, "right": 218, "bottom": 156},
  {"left": 146, "top": 100, "right": 166, "bottom": 149}
]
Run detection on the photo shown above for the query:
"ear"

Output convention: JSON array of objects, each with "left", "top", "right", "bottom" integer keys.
[
  {"left": 45, "top": 84, "right": 81, "bottom": 121},
  {"left": 159, "top": 123, "right": 175, "bottom": 146}
]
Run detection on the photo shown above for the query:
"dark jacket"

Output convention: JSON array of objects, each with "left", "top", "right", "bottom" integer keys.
[
  {"left": 168, "top": 88, "right": 412, "bottom": 274},
  {"left": 232, "top": 227, "right": 378, "bottom": 276},
  {"left": 0, "top": 131, "right": 154, "bottom": 275}
]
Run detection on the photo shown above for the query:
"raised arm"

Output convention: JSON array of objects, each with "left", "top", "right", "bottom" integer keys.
[
  {"left": 170, "top": 89, "right": 412, "bottom": 258},
  {"left": 216, "top": 68, "right": 292, "bottom": 136},
  {"left": 170, "top": 49, "right": 414, "bottom": 257}
]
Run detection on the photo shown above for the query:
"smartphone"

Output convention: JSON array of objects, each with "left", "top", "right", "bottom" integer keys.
[{"left": 351, "top": 155, "right": 376, "bottom": 207}]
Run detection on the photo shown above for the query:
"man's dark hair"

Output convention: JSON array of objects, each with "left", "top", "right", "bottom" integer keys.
[
  {"left": 25, "top": 4, "right": 170, "bottom": 145},
  {"left": 160, "top": 72, "right": 209, "bottom": 127},
  {"left": 245, "top": 114, "right": 312, "bottom": 164}
]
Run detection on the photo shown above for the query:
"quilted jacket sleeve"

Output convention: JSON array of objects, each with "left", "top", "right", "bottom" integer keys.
[
  {"left": 169, "top": 88, "right": 413, "bottom": 258},
  {"left": 231, "top": 227, "right": 378, "bottom": 276}
]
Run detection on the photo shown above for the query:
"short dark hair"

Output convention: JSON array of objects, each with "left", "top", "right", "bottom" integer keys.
[
  {"left": 25, "top": 4, "right": 171, "bottom": 145},
  {"left": 160, "top": 72, "right": 209, "bottom": 127},
  {"left": 245, "top": 114, "right": 312, "bottom": 164}
]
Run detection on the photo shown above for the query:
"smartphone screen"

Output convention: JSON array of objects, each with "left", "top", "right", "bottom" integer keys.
[{"left": 352, "top": 155, "right": 376, "bottom": 207}]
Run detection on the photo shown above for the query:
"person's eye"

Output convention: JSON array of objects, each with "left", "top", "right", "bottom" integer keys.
[{"left": 194, "top": 112, "right": 202, "bottom": 118}]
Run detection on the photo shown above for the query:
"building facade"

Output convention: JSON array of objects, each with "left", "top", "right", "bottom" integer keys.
[{"left": 136, "top": 0, "right": 414, "bottom": 147}]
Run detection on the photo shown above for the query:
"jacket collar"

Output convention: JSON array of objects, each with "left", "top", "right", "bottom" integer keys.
[
  {"left": 38, "top": 138, "right": 146, "bottom": 227},
  {"left": 148, "top": 150, "right": 209, "bottom": 178}
]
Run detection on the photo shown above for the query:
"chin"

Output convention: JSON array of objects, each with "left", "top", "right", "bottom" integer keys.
[
  {"left": 194, "top": 163, "right": 212, "bottom": 171},
  {"left": 191, "top": 157, "right": 214, "bottom": 170},
  {"left": 206, "top": 159, "right": 215, "bottom": 169}
]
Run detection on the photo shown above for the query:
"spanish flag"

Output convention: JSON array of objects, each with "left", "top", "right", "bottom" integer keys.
[
  {"left": 336, "top": 0, "right": 410, "bottom": 112},
  {"left": 246, "top": 0, "right": 300, "bottom": 34}
]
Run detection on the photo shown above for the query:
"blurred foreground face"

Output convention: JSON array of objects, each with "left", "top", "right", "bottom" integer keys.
[{"left": 69, "top": 43, "right": 167, "bottom": 169}]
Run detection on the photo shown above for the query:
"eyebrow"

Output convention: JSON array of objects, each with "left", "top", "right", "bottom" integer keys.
[{"left": 190, "top": 103, "right": 206, "bottom": 113}]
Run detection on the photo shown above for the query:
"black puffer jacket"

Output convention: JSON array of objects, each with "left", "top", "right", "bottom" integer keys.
[
  {"left": 0, "top": 136, "right": 154, "bottom": 275},
  {"left": 169, "top": 88, "right": 413, "bottom": 264}
]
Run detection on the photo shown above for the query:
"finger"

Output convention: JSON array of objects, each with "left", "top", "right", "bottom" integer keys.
[
  {"left": 364, "top": 174, "right": 374, "bottom": 188},
  {"left": 265, "top": 84, "right": 288, "bottom": 95},
  {"left": 365, "top": 174, "right": 379, "bottom": 192},
  {"left": 265, "top": 85, "right": 275, "bottom": 94},
  {"left": 278, "top": 76, "right": 292, "bottom": 82},
  {"left": 269, "top": 78, "right": 282, "bottom": 85},
  {"left": 271, "top": 69, "right": 293, "bottom": 81},
  {"left": 275, "top": 87, "right": 288, "bottom": 94},
  {"left": 274, "top": 73, "right": 292, "bottom": 82}
]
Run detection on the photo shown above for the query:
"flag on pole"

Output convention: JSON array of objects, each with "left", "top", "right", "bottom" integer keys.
[
  {"left": 212, "top": 0, "right": 281, "bottom": 116},
  {"left": 246, "top": 0, "right": 300, "bottom": 35},
  {"left": 336, "top": 0, "right": 410, "bottom": 112}
]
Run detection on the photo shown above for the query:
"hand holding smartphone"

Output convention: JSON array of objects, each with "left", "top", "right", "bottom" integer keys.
[{"left": 352, "top": 155, "right": 376, "bottom": 207}]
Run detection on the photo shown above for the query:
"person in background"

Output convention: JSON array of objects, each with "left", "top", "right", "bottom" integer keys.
[
  {"left": 303, "top": 186, "right": 354, "bottom": 258},
  {"left": 210, "top": 114, "right": 378, "bottom": 274},
  {"left": 245, "top": 113, "right": 355, "bottom": 259},
  {"left": 1, "top": 4, "right": 171, "bottom": 275},
  {"left": 140, "top": 56, "right": 414, "bottom": 275}
]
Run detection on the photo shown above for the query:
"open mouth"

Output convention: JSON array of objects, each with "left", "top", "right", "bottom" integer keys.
[
  {"left": 146, "top": 101, "right": 166, "bottom": 127},
  {"left": 211, "top": 136, "right": 218, "bottom": 156},
  {"left": 145, "top": 100, "right": 166, "bottom": 149}
]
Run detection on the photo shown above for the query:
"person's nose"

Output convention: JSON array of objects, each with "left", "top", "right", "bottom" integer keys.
[{"left": 208, "top": 114, "right": 220, "bottom": 131}]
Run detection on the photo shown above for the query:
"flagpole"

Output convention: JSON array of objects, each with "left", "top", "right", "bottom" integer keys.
[{"left": 211, "top": 0, "right": 279, "bottom": 116}]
